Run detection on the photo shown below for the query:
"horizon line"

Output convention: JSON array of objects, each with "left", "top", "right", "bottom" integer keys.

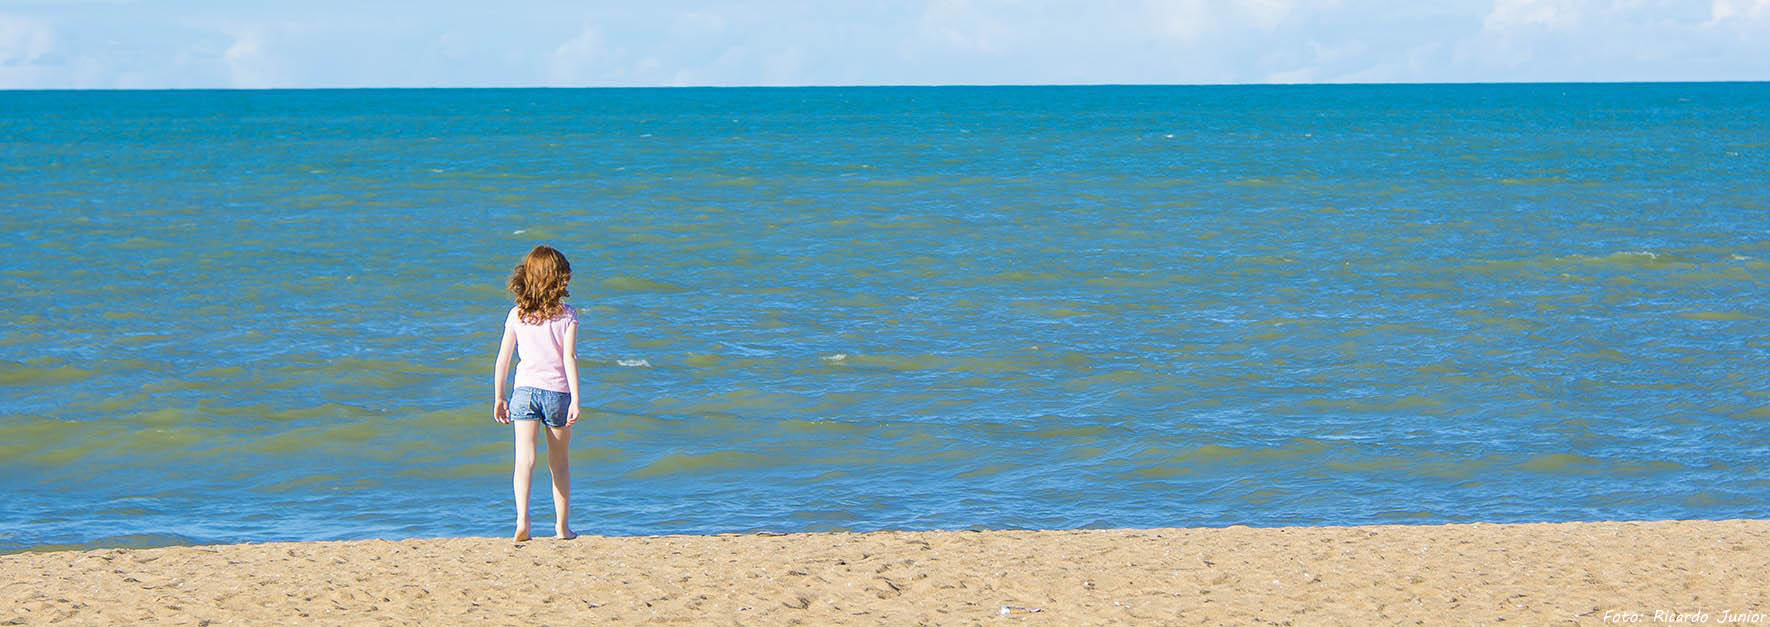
[{"left": 4, "top": 79, "right": 1768, "bottom": 93}]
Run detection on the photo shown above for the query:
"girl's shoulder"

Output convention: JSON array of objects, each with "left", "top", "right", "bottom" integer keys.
[{"left": 508, "top": 304, "right": 578, "bottom": 326}]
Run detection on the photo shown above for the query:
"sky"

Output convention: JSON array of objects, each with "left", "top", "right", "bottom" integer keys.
[{"left": 1, "top": 0, "right": 1768, "bottom": 89}]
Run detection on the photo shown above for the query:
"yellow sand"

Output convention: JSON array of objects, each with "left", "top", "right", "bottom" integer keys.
[{"left": 4, "top": 520, "right": 1767, "bottom": 625}]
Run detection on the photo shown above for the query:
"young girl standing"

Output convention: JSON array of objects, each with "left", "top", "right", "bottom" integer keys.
[{"left": 492, "top": 245, "right": 581, "bottom": 541}]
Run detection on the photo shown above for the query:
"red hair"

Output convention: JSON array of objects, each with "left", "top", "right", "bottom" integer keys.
[{"left": 508, "top": 245, "right": 571, "bottom": 324}]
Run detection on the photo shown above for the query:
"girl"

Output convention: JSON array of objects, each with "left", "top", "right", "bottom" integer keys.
[{"left": 492, "top": 245, "right": 581, "bottom": 541}]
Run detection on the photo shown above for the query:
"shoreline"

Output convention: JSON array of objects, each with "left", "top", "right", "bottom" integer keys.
[{"left": 5, "top": 519, "right": 1767, "bottom": 624}]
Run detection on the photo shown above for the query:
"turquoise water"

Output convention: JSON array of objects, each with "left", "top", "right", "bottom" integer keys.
[{"left": 1, "top": 84, "right": 1766, "bottom": 552}]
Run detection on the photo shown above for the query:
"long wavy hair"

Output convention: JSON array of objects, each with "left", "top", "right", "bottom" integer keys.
[{"left": 508, "top": 245, "right": 572, "bottom": 324}]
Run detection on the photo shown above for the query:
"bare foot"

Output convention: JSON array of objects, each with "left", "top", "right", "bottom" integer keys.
[
  {"left": 514, "top": 524, "right": 531, "bottom": 542},
  {"left": 556, "top": 528, "right": 578, "bottom": 540}
]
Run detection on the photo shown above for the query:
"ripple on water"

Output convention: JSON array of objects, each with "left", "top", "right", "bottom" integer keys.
[
  {"left": 629, "top": 451, "right": 774, "bottom": 479},
  {"left": 0, "top": 360, "right": 94, "bottom": 386},
  {"left": 601, "top": 276, "right": 686, "bottom": 293},
  {"left": 1677, "top": 311, "right": 1759, "bottom": 321}
]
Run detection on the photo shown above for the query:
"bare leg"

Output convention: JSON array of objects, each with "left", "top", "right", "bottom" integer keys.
[
  {"left": 545, "top": 424, "right": 576, "bottom": 539},
  {"left": 512, "top": 420, "right": 541, "bottom": 542}
]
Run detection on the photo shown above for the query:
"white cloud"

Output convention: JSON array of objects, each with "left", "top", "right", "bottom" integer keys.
[
  {"left": 222, "top": 28, "right": 275, "bottom": 88},
  {"left": 546, "top": 22, "right": 600, "bottom": 86},
  {"left": 918, "top": 0, "right": 1023, "bottom": 53},
  {"left": 1142, "top": 0, "right": 1217, "bottom": 44},
  {"left": 0, "top": 13, "right": 52, "bottom": 65},
  {"left": 761, "top": 45, "right": 804, "bottom": 85},
  {"left": 1711, "top": 0, "right": 1770, "bottom": 21},
  {"left": 1484, "top": 0, "right": 1573, "bottom": 29},
  {"left": 670, "top": 11, "right": 726, "bottom": 38},
  {"left": 1141, "top": 0, "right": 1303, "bottom": 44},
  {"left": 1239, "top": 0, "right": 1301, "bottom": 30}
]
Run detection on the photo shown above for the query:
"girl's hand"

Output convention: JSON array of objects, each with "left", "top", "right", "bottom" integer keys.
[
  {"left": 566, "top": 404, "right": 580, "bottom": 426},
  {"left": 494, "top": 399, "right": 510, "bottom": 424}
]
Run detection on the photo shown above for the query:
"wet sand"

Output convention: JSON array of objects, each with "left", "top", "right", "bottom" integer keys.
[{"left": 4, "top": 520, "right": 1767, "bottom": 625}]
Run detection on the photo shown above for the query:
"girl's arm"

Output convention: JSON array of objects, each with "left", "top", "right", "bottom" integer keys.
[
  {"left": 564, "top": 320, "right": 581, "bottom": 426},
  {"left": 492, "top": 326, "right": 517, "bottom": 423}
]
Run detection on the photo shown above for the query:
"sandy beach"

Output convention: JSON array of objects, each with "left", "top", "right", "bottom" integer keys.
[{"left": 4, "top": 520, "right": 1766, "bottom": 625}]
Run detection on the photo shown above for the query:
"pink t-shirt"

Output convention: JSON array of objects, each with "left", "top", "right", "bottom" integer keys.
[{"left": 506, "top": 305, "right": 577, "bottom": 393}]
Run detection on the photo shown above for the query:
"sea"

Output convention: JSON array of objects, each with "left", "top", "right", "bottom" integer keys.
[{"left": 1, "top": 84, "right": 1766, "bottom": 552}]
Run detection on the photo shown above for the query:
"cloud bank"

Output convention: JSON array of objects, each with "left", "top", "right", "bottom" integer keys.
[{"left": 1, "top": 0, "right": 1766, "bottom": 89}]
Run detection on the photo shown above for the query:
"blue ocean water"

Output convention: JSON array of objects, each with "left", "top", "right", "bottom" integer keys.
[{"left": 0, "top": 84, "right": 1766, "bottom": 552}]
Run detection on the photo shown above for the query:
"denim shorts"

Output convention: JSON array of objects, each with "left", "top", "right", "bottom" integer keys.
[{"left": 510, "top": 386, "right": 572, "bottom": 428}]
